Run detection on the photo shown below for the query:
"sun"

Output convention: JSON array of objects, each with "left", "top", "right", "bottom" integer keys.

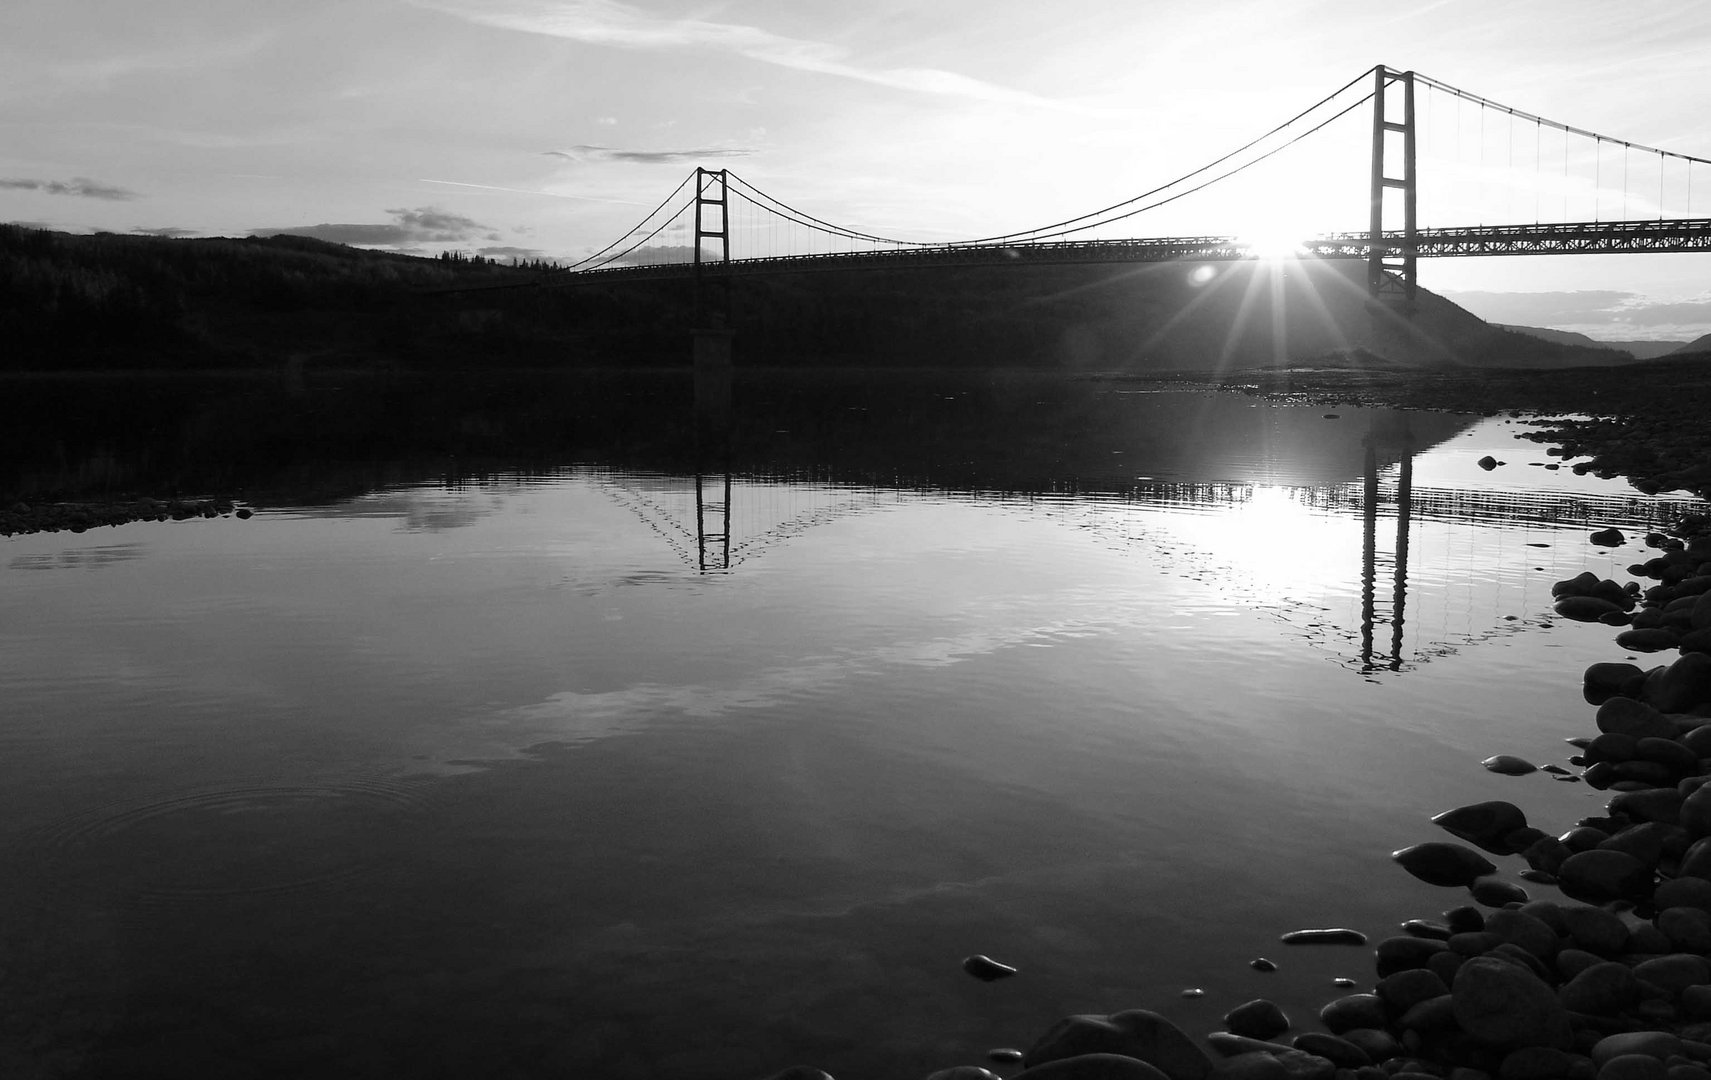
[{"left": 1235, "top": 220, "right": 1310, "bottom": 262}]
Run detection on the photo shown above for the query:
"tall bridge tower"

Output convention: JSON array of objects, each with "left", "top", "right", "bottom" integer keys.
[{"left": 1368, "top": 67, "right": 1418, "bottom": 304}]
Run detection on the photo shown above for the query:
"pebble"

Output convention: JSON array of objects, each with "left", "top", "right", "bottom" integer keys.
[
  {"left": 1483, "top": 755, "right": 1538, "bottom": 778},
  {"left": 1279, "top": 929, "right": 1367, "bottom": 946},
  {"left": 961, "top": 955, "right": 1018, "bottom": 981},
  {"left": 1392, "top": 842, "right": 1498, "bottom": 887},
  {"left": 1250, "top": 958, "right": 1277, "bottom": 973}
]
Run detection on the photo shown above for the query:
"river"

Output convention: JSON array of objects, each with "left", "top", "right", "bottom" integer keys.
[{"left": 0, "top": 368, "right": 1701, "bottom": 1079}]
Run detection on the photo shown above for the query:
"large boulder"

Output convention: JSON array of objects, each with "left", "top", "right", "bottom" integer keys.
[
  {"left": 1641, "top": 653, "right": 1711, "bottom": 713},
  {"left": 1451, "top": 956, "right": 1573, "bottom": 1050},
  {"left": 1433, "top": 802, "right": 1529, "bottom": 852},
  {"left": 1016, "top": 1055, "right": 1175, "bottom": 1080},
  {"left": 1023, "top": 1011, "right": 1211, "bottom": 1080},
  {"left": 1556, "top": 850, "right": 1653, "bottom": 905}
]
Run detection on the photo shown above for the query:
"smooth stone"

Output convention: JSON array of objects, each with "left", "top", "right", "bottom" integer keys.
[
  {"left": 1666, "top": 1065, "right": 1711, "bottom": 1080},
  {"left": 1559, "top": 905, "right": 1631, "bottom": 955},
  {"left": 1397, "top": 994, "right": 1458, "bottom": 1032},
  {"left": 991, "top": 1050, "right": 1027, "bottom": 1063},
  {"left": 1598, "top": 823, "right": 1674, "bottom": 869},
  {"left": 1556, "top": 948, "right": 1605, "bottom": 980},
  {"left": 1485, "top": 910, "right": 1560, "bottom": 960},
  {"left": 1205, "top": 1054, "right": 1289, "bottom": 1080},
  {"left": 1643, "top": 654, "right": 1711, "bottom": 713},
  {"left": 1658, "top": 907, "right": 1711, "bottom": 952},
  {"left": 1593, "top": 1034, "right": 1686, "bottom": 1066},
  {"left": 1636, "top": 738, "right": 1699, "bottom": 773},
  {"left": 1680, "top": 838, "right": 1711, "bottom": 879},
  {"left": 761, "top": 1070, "right": 836, "bottom": 1080},
  {"left": 1318, "top": 997, "right": 1387, "bottom": 1036},
  {"left": 1451, "top": 956, "right": 1573, "bottom": 1050},
  {"left": 1556, "top": 850, "right": 1653, "bottom": 905},
  {"left": 1251, "top": 958, "right": 1278, "bottom": 973},
  {"left": 1488, "top": 942, "right": 1553, "bottom": 981},
  {"left": 1681, "top": 786, "right": 1711, "bottom": 840},
  {"left": 1394, "top": 844, "right": 1498, "bottom": 887},
  {"left": 1017, "top": 1055, "right": 1174, "bottom": 1080},
  {"left": 1471, "top": 878, "right": 1531, "bottom": 908},
  {"left": 1205, "top": 1035, "right": 1293, "bottom": 1058},
  {"left": 1434, "top": 801, "right": 1531, "bottom": 852},
  {"left": 1654, "top": 877, "right": 1711, "bottom": 913},
  {"left": 928, "top": 1069, "right": 1003, "bottom": 1080},
  {"left": 1608, "top": 788, "right": 1685, "bottom": 827},
  {"left": 1375, "top": 936, "right": 1449, "bottom": 978},
  {"left": 1633, "top": 953, "right": 1711, "bottom": 995},
  {"left": 1558, "top": 962, "right": 1642, "bottom": 1014},
  {"left": 1224, "top": 1001, "right": 1290, "bottom": 1042},
  {"left": 1336, "top": 1029, "right": 1400, "bottom": 1063},
  {"left": 963, "top": 955, "right": 1019, "bottom": 981},
  {"left": 1280, "top": 929, "right": 1368, "bottom": 946},
  {"left": 1501, "top": 1047, "right": 1594, "bottom": 1080},
  {"left": 1519, "top": 900, "right": 1567, "bottom": 933},
  {"left": 1599, "top": 1056, "right": 1669, "bottom": 1080},
  {"left": 1023, "top": 1011, "right": 1212, "bottom": 1080},
  {"left": 1681, "top": 987, "right": 1711, "bottom": 1021},
  {"left": 1428, "top": 948, "right": 1467, "bottom": 986},
  {"left": 1446, "top": 905, "right": 1487, "bottom": 933},
  {"left": 1289, "top": 1035, "right": 1369, "bottom": 1069},
  {"left": 1449, "top": 930, "right": 1505, "bottom": 957},
  {"left": 1682, "top": 726, "right": 1711, "bottom": 757},
  {"left": 1559, "top": 597, "right": 1625, "bottom": 622},
  {"left": 1486, "top": 754, "right": 1540, "bottom": 776},
  {"left": 1400, "top": 920, "right": 1451, "bottom": 940},
  {"left": 1630, "top": 922, "right": 1675, "bottom": 954},
  {"left": 1600, "top": 698, "right": 1681, "bottom": 741},
  {"left": 1593, "top": 529, "right": 1628, "bottom": 547},
  {"left": 1269, "top": 1051, "right": 1334, "bottom": 1080},
  {"left": 1588, "top": 664, "right": 1649, "bottom": 704},
  {"left": 1377, "top": 969, "right": 1450, "bottom": 1012}
]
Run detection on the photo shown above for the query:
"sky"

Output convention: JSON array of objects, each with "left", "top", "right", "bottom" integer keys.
[{"left": 5, "top": 0, "right": 1711, "bottom": 341}]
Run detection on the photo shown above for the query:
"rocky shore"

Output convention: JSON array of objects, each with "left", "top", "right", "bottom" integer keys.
[
  {"left": 754, "top": 513, "right": 1711, "bottom": 1080},
  {"left": 0, "top": 496, "right": 251, "bottom": 537}
]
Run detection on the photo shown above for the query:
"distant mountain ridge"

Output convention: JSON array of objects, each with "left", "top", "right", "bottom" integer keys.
[
  {"left": 0, "top": 223, "right": 1662, "bottom": 373},
  {"left": 1498, "top": 324, "right": 1688, "bottom": 361}
]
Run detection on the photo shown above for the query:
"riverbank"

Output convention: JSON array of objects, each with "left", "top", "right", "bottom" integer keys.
[
  {"left": 1219, "top": 355, "right": 1711, "bottom": 500},
  {"left": 757, "top": 516, "right": 1711, "bottom": 1080}
]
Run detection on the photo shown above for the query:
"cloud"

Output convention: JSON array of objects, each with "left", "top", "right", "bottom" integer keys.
[
  {"left": 545, "top": 145, "right": 752, "bottom": 166},
  {"left": 413, "top": 0, "right": 1055, "bottom": 106},
  {"left": 250, "top": 206, "right": 501, "bottom": 248},
  {"left": 1444, "top": 288, "right": 1711, "bottom": 339},
  {"left": 609, "top": 243, "right": 696, "bottom": 266},
  {"left": 132, "top": 226, "right": 196, "bottom": 238},
  {"left": 0, "top": 177, "right": 138, "bottom": 201}
]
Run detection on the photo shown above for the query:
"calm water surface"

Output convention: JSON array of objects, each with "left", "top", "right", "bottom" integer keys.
[{"left": 0, "top": 371, "right": 1702, "bottom": 1079}]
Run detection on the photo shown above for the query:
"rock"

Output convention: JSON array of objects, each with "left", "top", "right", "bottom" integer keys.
[
  {"left": 1682, "top": 986, "right": 1711, "bottom": 1020},
  {"left": 1485, "top": 755, "right": 1540, "bottom": 776},
  {"left": 1680, "top": 787, "right": 1711, "bottom": 840},
  {"left": 1657, "top": 909, "right": 1711, "bottom": 953},
  {"left": 1401, "top": 919, "right": 1452, "bottom": 940},
  {"left": 1592, "top": 1033, "right": 1684, "bottom": 1066},
  {"left": 1451, "top": 956, "right": 1573, "bottom": 1050},
  {"left": 1397, "top": 994, "right": 1458, "bottom": 1032},
  {"left": 1643, "top": 654, "right": 1711, "bottom": 713},
  {"left": 1598, "top": 698, "right": 1679, "bottom": 741},
  {"left": 1593, "top": 529, "right": 1628, "bottom": 547},
  {"left": 1501, "top": 1047, "right": 1594, "bottom": 1080},
  {"left": 760, "top": 1070, "right": 836, "bottom": 1080},
  {"left": 1629, "top": 922, "right": 1674, "bottom": 954},
  {"left": 1250, "top": 958, "right": 1277, "bottom": 973},
  {"left": 1622, "top": 628, "right": 1686, "bottom": 652},
  {"left": 1485, "top": 910, "right": 1559, "bottom": 960},
  {"left": 1016, "top": 1055, "right": 1174, "bottom": 1080},
  {"left": 962, "top": 955, "right": 1018, "bottom": 981},
  {"left": 1635, "top": 953, "right": 1709, "bottom": 996},
  {"left": 1598, "top": 823, "right": 1675, "bottom": 869},
  {"left": 1680, "top": 838, "right": 1711, "bottom": 879},
  {"left": 928, "top": 1069, "right": 1003, "bottom": 1080},
  {"left": 1289, "top": 1034, "right": 1369, "bottom": 1069},
  {"left": 1280, "top": 929, "right": 1368, "bottom": 946},
  {"left": 1598, "top": 1056, "right": 1668, "bottom": 1080},
  {"left": 1337, "top": 1029, "right": 1400, "bottom": 1062},
  {"left": 1022, "top": 1011, "right": 1211, "bottom": 1080},
  {"left": 1378, "top": 969, "right": 1451, "bottom": 1012},
  {"left": 1225, "top": 1001, "right": 1290, "bottom": 1041},
  {"left": 1319, "top": 996, "right": 1387, "bottom": 1036},
  {"left": 1471, "top": 878, "right": 1531, "bottom": 908},
  {"left": 1556, "top": 947, "right": 1603, "bottom": 979},
  {"left": 1556, "top": 849, "right": 1653, "bottom": 905},
  {"left": 1479, "top": 455, "right": 1499, "bottom": 470},
  {"left": 1558, "top": 961, "right": 1642, "bottom": 1014},
  {"left": 1559, "top": 597, "right": 1625, "bottom": 622},
  {"left": 1608, "top": 788, "right": 1685, "bottom": 827},
  {"left": 1270, "top": 1052, "right": 1334, "bottom": 1080},
  {"left": 1587, "top": 663, "right": 1649, "bottom": 704},
  {"left": 991, "top": 1050, "right": 1027, "bottom": 1063},
  {"left": 1376, "top": 936, "right": 1449, "bottom": 978},
  {"left": 1559, "top": 905, "right": 1631, "bottom": 955},
  {"left": 1394, "top": 843, "right": 1499, "bottom": 887},
  {"left": 1446, "top": 905, "right": 1487, "bottom": 933},
  {"left": 1654, "top": 877, "right": 1711, "bottom": 913},
  {"left": 1206, "top": 1054, "right": 1289, "bottom": 1080},
  {"left": 1430, "top": 802, "right": 1526, "bottom": 848}
]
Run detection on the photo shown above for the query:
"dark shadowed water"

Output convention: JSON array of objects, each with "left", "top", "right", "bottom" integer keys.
[{"left": 0, "top": 369, "right": 1703, "bottom": 1080}]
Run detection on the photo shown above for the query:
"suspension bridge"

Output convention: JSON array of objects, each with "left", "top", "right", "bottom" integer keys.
[{"left": 554, "top": 64, "right": 1711, "bottom": 305}]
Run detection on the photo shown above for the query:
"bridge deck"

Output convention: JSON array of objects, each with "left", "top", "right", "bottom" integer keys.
[{"left": 570, "top": 217, "right": 1711, "bottom": 280}]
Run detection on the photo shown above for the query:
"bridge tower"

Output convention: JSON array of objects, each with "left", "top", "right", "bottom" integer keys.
[
  {"left": 1368, "top": 67, "right": 1418, "bottom": 304},
  {"left": 692, "top": 167, "right": 732, "bottom": 326}
]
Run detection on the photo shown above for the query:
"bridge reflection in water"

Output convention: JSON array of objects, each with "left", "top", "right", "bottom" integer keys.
[{"left": 601, "top": 389, "right": 1696, "bottom": 678}]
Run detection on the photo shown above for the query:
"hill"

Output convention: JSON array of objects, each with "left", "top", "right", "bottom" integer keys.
[
  {"left": 0, "top": 224, "right": 1624, "bottom": 372},
  {"left": 1498, "top": 324, "right": 1687, "bottom": 361},
  {"left": 1672, "top": 332, "right": 1711, "bottom": 356}
]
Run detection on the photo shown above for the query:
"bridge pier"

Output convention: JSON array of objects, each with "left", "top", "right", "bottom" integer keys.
[{"left": 693, "top": 327, "right": 734, "bottom": 441}]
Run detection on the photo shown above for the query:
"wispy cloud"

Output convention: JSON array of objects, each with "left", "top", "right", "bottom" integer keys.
[
  {"left": 477, "top": 244, "right": 545, "bottom": 260},
  {"left": 418, "top": 177, "right": 645, "bottom": 205},
  {"left": 131, "top": 226, "right": 196, "bottom": 238},
  {"left": 250, "top": 206, "right": 501, "bottom": 248},
  {"left": 0, "top": 176, "right": 138, "bottom": 201},
  {"left": 545, "top": 145, "right": 751, "bottom": 166},
  {"left": 413, "top": 0, "right": 1055, "bottom": 106}
]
